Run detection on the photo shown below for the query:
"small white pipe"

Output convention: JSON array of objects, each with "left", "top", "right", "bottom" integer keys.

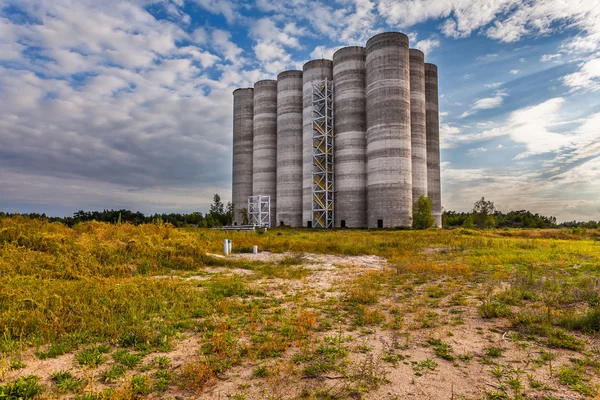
[
  {"left": 253, "top": 245, "right": 258, "bottom": 254},
  {"left": 228, "top": 240, "right": 232, "bottom": 254},
  {"left": 223, "top": 239, "right": 229, "bottom": 255}
]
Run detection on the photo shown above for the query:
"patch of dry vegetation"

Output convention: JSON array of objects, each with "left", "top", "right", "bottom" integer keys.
[{"left": 1, "top": 216, "right": 600, "bottom": 399}]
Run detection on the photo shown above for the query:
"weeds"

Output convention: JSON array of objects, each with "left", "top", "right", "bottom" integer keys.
[
  {"left": 102, "top": 364, "right": 127, "bottom": 383},
  {"left": 0, "top": 375, "right": 44, "bottom": 399},
  {"left": 428, "top": 338, "right": 455, "bottom": 361},
  {"left": 76, "top": 346, "right": 110, "bottom": 367},
  {"left": 2, "top": 219, "right": 600, "bottom": 398},
  {"left": 50, "top": 370, "right": 85, "bottom": 393},
  {"left": 113, "top": 349, "right": 143, "bottom": 369}
]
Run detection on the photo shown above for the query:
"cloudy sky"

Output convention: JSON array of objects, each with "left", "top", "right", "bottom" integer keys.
[{"left": 1, "top": 0, "right": 599, "bottom": 222}]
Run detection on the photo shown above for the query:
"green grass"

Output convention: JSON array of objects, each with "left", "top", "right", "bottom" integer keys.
[
  {"left": 113, "top": 349, "right": 143, "bottom": 369},
  {"left": 485, "top": 346, "right": 503, "bottom": 358},
  {"left": 76, "top": 345, "right": 110, "bottom": 367},
  {"left": 50, "top": 370, "right": 85, "bottom": 393},
  {"left": 0, "top": 375, "right": 44, "bottom": 399},
  {"left": 102, "top": 364, "right": 127, "bottom": 383},
  {"left": 558, "top": 366, "right": 593, "bottom": 395},
  {"left": 2, "top": 218, "right": 600, "bottom": 398},
  {"left": 428, "top": 338, "right": 454, "bottom": 361}
]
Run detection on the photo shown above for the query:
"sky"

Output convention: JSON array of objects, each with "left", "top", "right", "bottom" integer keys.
[{"left": 0, "top": 0, "right": 599, "bottom": 222}]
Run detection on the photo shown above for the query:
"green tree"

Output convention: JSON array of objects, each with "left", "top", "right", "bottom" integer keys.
[
  {"left": 462, "top": 215, "right": 475, "bottom": 229},
  {"left": 412, "top": 195, "right": 435, "bottom": 230},
  {"left": 225, "top": 202, "right": 234, "bottom": 226},
  {"left": 239, "top": 208, "right": 249, "bottom": 225},
  {"left": 209, "top": 194, "right": 224, "bottom": 217},
  {"left": 472, "top": 197, "right": 496, "bottom": 229}
]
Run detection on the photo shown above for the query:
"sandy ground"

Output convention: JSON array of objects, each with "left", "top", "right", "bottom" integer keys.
[{"left": 2, "top": 251, "right": 597, "bottom": 399}]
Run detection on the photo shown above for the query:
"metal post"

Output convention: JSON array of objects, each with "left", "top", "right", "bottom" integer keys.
[{"left": 223, "top": 239, "right": 229, "bottom": 255}]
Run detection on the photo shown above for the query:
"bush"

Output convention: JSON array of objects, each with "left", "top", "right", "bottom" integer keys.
[
  {"left": 479, "top": 299, "right": 511, "bottom": 319},
  {"left": 412, "top": 195, "right": 435, "bottom": 230},
  {"left": 0, "top": 375, "right": 44, "bottom": 399}
]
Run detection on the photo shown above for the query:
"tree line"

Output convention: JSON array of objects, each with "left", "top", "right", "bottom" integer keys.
[
  {"left": 443, "top": 197, "right": 599, "bottom": 229},
  {"left": 0, "top": 194, "right": 235, "bottom": 228},
  {"left": 1, "top": 195, "right": 598, "bottom": 229}
]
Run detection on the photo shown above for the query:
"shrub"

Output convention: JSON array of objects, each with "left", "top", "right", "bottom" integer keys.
[
  {"left": 412, "top": 195, "right": 435, "bottom": 230},
  {"left": 479, "top": 300, "right": 511, "bottom": 319},
  {"left": 0, "top": 375, "right": 44, "bottom": 399}
]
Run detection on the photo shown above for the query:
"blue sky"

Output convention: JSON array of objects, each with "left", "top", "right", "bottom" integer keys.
[{"left": 0, "top": 0, "right": 599, "bottom": 222}]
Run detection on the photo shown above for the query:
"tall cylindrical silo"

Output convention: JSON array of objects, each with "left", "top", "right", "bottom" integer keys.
[
  {"left": 302, "top": 59, "right": 333, "bottom": 228},
  {"left": 410, "top": 49, "right": 428, "bottom": 206},
  {"left": 425, "top": 63, "right": 442, "bottom": 227},
  {"left": 333, "top": 46, "right": 367, "bottom": 228},
  {"left": 232, "top": 88, "right": 254, "bottom": 225},
  {"left": 365, "top": 32, "right": 412, "bottom": 228},
  {"left": 276, "top": 70, "right": 303, "bottom": 227},
  {"left": 253, "top": 80, "right": 278, "bottom": 227}
]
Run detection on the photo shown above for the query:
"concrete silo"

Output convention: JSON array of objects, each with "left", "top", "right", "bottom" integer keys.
[
  {"left": 276, "top": 70, "right": 303, "bottom": 227},
  {"left": 365, "top": 32, "right": 412, "bottom": 228},
  {"left": 333, "top": 46, "right": 367, "bottom": 228},
  {"left": 302, "top": 59, "right": 333, "bottom": 228},
  {"left": 232, "top": 31, "right": 442, "bottom": 229},
  {"left": 252, "top": 80, "right": 278, "bottom": 227},
  {"left": 425, "top": 63, "right": 442, "bottom": 227},
  {"left": 409, "top": 49, "right": 428, "bottom": 204},
  {"left": 232, "top": 88, "right": 254, "bottom": 225}
]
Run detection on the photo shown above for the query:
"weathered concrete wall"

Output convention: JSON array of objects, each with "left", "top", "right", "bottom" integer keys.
[
  {"left": 365, "top": 32, "right": 412, "bottom": 228},
  {"left": 425, "top": 63, "right": 442, "bottom": 227},
  {"left": 232, "top": 88, "right": 254, "bottom": 225},
  {"left": 302, "top": 59, "right": 333, "bottom": 227},
  {"left": 253, "top": 80, "right": 278, "bottom": 227},
  {"left": 276, "top": 70, "right": 303, "bottom": 227},
  {"left": 410, "top": 49, "right": 428, "bottom": 206},
  {"left": 333, "top": 46, "right": 367, "bottom": 228}
]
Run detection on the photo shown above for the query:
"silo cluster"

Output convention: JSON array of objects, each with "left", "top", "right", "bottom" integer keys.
[{"left": 232, "top": 32, "right": 442, "bottom": 228}]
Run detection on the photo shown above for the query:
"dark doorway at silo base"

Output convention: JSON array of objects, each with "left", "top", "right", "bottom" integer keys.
[{"left": 378, "top": 219, "right": 383, "bottom": 229}]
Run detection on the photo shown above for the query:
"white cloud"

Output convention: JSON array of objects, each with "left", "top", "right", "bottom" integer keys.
[
  {"left": 310, "top": 45, "right": 340, "bottom": 60},
  {"left": 460, "top": 90, "right": 507, "bottom": 118},
  {"left": 250, "top": 18, "right": 302, "bottom": 49},
  {"left": 440, "top": 123, "right": 461, "bottom": 149},
  {"left": 377, "top": 0, "right": 600, "bottom": 55},
  {"left": 211, "top": 29, "right": 244, "bottom": 64},
  {"left": 255, "top": 0, "right": 377, "bottom": 44},
  {"left": 477, "top": 53, "right": 498, "bottom": 61},
  {"left": 468, "top": 146, "right": 488, "bottom": 155},
  {"left": 540, "top": 53, "right": 562, "bottom": 62},
  {"left": 191, "top": 0, "right": 237, "bottom": 23},
  {"left": 414, "top": 37, "right": 440, "bottom": 56},
  {"left": 473, "top": 96, "right": 504, "bottom": 109},
  {"left": 509, "top": 69, "right": 520, "bottom": 74},
  {"left": 562, "top": 58, "right": 600, "bottom": 92},
  {"left": 444, "top": 97, "right": 600, "bottom": 175},
  {"left": 191, "top": 27, "right": 208, "bottom": 44},
  {"left": 484, "top": 82, "right": 503, "bottom": 89},
  {"left": 0, "top": 0, "right": 257, "bottom": 216}
]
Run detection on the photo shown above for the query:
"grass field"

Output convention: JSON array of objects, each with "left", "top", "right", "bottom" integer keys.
[{"left": 1, "top": 217, "right": 600, "bottom": 399}]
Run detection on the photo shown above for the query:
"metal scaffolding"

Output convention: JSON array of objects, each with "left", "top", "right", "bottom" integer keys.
[
  {"left": 311, "top": 78, "right": 334, "bottom": 229},
  {"left": 248, "top": 195, "right": 271, "bottom": 228}
]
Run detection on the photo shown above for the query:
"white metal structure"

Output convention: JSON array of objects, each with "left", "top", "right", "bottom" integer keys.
[
  {"left": 248, "top": 195, "right": 271, "bottom": 228},
  {"left": 311, "top": 79, "right": 334, "bottom": 229}
]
